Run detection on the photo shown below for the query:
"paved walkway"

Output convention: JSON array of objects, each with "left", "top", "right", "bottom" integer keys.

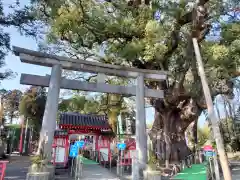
[
  {"left": 4, "top": 155, "right": 120, "bottom": 180},
  {"left": 80, "top": 164, "right": 120, "bottom": 180},
  {"left": 4, "top": 155, "right": 240, "bottom": 180},
  {"left": 220, "top": 166, "right": 240, "bottom": 180},
  {"left": 5, "top": 156, "right": 30, "bottom": 180}
]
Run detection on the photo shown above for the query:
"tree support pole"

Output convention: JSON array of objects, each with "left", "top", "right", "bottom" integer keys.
[
  {"left": 37, "top": 64, "right": 62, "bottom": 160},
  {"left": 133, "top": 73, "right": 147, "bottom": 180},
  {"left": 192, "top": 38, "right": 232, "bottom": 180}
]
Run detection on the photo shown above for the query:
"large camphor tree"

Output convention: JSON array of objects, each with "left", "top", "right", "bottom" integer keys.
[{"left": 31, "top": 0, "right": 240, "bottom": 166}]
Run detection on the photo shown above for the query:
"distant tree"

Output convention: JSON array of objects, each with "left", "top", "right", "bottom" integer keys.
[
  {"left": 219, "top": 118, "right": 240, "bottom": 152},
  {"left": 4, "top": 90, "right": 22, "bottom": 124},
  {"left": 197, "top": 124, "right": 211, "bottom": 148},
  {"left": 19, "top": 86, "right": 47, "bottom": 132},
  {"left": 59, "top": 93, "right": 134, "bottom": 133},
  {"left": 0, "top": 89, "right": 7, "bottom": 125},
  {"left": 59, "top": 95, "right": 98, "bottom": 113},
  {"left": 0, "top": 89, "right": 7, "bottom": 96},
  {"left": 200, "top": 117, "right": 240, "bottom": 152}
]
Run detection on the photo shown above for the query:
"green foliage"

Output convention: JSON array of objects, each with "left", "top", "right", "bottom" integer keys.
[
  {"left": 219, "top": 118, "right": 240, "bottom": 152},
  {"left": 24, "top": 1, "right": 240, "bottom": 165},
  {"left": 3, "top": 90, "right": 22, "bottom": 123},
  {"left": 30, "top": 155, "right": 43, "bottom": 166},
  {"left": 148, "top": 150, "right": 158, "bottom": 170},
  {"left": 30, "top": 144, "right": 49, "bottom": 171},
  {"left": 29, "top": 0, "right": 240, "bottom": 104},
  {"left": 199, "top": 118, "right": 240, "bottom": 152},
  {"left": 197, "top": 124, "right": 211, "bottom": 148},
  {"left": 59, "top": 93, "right": 135, "bottom": 134},
  {"left": 221, "top": 22, "right": 240, "bottom": 45},
  {"left": 30, "top": 142, "right": 48, "bottom": 166},
  {"left": 19, "top": 86, "right": 47, "bottom": 131},
  {"left": 59, "top": 95, "right": 100, "bottom": 114}
]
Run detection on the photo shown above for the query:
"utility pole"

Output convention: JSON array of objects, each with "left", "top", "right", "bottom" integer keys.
[
  {"left": 191, "top": 1, "right": 232, "bottom": 179},
  {"left": 192, "top": 38, "right": 232, "bottom": 180}
]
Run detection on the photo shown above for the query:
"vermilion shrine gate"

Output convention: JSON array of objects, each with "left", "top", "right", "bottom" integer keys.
[
  {"left": 13, "top": 46, "right": 167, "bottom": 180},
  {"left": 52, "top": 113, "right": 114, "bottom": 167}
]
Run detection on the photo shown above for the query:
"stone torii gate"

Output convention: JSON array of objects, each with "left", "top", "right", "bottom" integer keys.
[{"left": 13, "top": 46, "right": 167, "bottom": 179}]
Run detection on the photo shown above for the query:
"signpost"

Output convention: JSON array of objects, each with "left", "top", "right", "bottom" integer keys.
[
  {"left": 69, "top": 144, "right": 81, "bottom": 177},
  {"left": 203, "top": 145, "right": 214, "bottom": 157},
  {"left": 69, "top": 145, "right": 78, "bottom": 158},
  {"left": 203, "top": 145, "right": 220, "bottom": 180},
  {"left": 75, "top": 140, "right": 85, "bottom": 149},
  {"left": 204, "top": 151, "right": 216, "bottom": 157},
  {"left": 117, "top": 143, "right": 126, "bottom": 150},
  {"left": 70, "top": 141, "right": 85, "bottom": 179},
  {"left": 117, "top": 143, "right": 126, "bottom": 176}
]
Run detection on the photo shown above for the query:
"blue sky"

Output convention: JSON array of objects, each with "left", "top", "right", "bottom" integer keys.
[{"left": 1, "top": 0, "right": 234, "bottom": 127}]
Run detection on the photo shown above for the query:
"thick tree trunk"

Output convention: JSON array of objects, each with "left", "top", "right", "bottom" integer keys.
[
  {"left": 150, "top": 98, "right": 200, "bottom": 168},
  {"left": 153, "top": 112, "right": 192, "bottom": 164}
]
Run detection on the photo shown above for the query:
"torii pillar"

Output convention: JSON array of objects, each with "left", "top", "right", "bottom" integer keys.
[
  {"left": 37, "top": 64, "right": 62, "bottom": 159},
  {"left": 133, "top": 73, "right": 147, "bottom": 180}
]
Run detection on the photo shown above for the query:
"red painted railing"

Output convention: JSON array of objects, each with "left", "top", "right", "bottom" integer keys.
[{"left": 0, "top": 161, "right": 8, "bottom": 180}]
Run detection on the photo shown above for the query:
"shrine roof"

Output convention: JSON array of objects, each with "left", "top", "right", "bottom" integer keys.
[{"left": 59, "top": 112, "right": 111, "bottom": 130}]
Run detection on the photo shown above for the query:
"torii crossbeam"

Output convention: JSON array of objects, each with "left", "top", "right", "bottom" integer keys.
[{"left": 13, "top": 46, "right": 167, "bottom": 180}]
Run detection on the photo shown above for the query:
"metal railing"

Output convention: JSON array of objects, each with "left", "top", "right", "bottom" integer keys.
[
  {"left": 74, "top": 149, "right": 222, "bottom": 179},
  {"left": 176, "top": 150, "right": 221, "bottom": 180},
  {"left": 206, "top": 156, "right": 221, "bottom": 180},
  {"left": 70, "top": 155, "right": 83, "bottom": 180}
]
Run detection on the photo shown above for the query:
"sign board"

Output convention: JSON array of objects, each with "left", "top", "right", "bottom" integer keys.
[
  {"left": 55, "top": 147, "right": 65, "bottom": 163},
  {"left": 203, "top": 145, "right": 213, "bottom": 151},
  {"left": 69, "top": 145, "right": 78, "bottom": 157},
  {"left": 75, "top": 140, "right": 85, "bottom": 149},
  {"left": 117, "top": 143, "right": 126, "bottom": 150},
  {"left": 204, "top": 150, "right": 216, "bottom": 157}
]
